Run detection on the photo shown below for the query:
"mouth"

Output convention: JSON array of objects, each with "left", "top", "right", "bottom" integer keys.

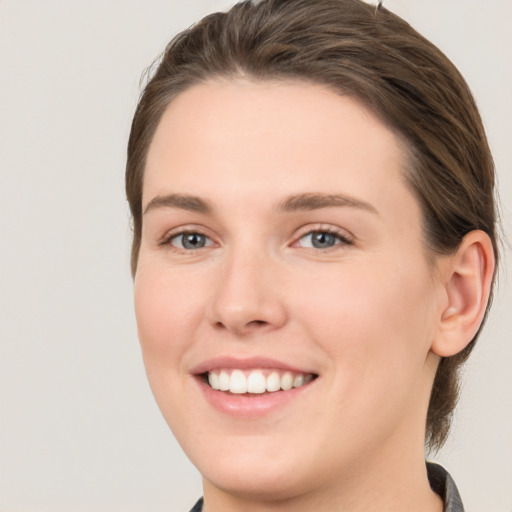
[
  {"left": 191, "top": 357, "right": 319, "bottom": 415},
  {"left": 200, "top": 368, "right": 318, "bottom": 395}
]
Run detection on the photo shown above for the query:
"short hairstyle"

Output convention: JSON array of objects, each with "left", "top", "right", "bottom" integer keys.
[{"left": 126, "top": 0, "right": 498, "bottom": 451}]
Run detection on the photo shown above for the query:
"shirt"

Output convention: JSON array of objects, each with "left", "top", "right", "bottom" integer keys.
[{"left": 188, "top": 462, "right": 464, "bottom": 512}]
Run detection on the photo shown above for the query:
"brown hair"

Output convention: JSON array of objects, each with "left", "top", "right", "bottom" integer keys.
[{"left": 126, "top": 0, "right": 498, "bottom": 451}]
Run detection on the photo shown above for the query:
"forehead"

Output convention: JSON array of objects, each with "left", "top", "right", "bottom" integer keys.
[{"left": 143, "top": 79, "right": 414, "bottom": 220}]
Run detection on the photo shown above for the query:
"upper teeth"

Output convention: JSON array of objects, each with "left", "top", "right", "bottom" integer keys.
[{"left": 207, "top": 369, "right": 313, "bottom": 394}]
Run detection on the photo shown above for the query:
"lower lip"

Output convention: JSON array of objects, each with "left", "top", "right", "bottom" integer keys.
[{"left": 195, "top": 377, "right": 316, "bottom": 417}]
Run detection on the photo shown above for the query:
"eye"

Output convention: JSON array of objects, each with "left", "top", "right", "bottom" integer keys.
[
  {"left": 296, "top": 230, "right": 351, "bottom": 249},
  {"left": 169, "top": 232, "right": 213, "bottom": 250}
]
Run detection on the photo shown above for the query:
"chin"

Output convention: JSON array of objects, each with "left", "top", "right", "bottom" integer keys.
[
  {"left": 180, "top": 426, "right": 339, "bottom": 503},
  {"left": 200, "top": 456, "right": 314, "bottom": 502}
]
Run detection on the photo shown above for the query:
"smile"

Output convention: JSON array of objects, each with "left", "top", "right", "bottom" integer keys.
[
  {"left": 192, "top": 358, "right": 319, "bottom": 416},
  {"left": 206, "top": 368, "right": 315, "bottom": 394}
]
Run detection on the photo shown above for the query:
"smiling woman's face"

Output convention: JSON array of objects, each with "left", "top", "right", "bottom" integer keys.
[{"left": 134, "top": 80, "right": 443, "bottom": 503}]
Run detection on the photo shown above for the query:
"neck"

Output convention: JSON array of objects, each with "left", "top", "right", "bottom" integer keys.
[{"left": 202, "top": 451, "right": 443, "bottom": 512}]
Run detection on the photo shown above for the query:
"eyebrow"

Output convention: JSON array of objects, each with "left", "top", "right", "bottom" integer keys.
[
  {"left": 278, "top": 193, "right": 378, "bottom": 215},
  {"left": 143, "top": 193, "right": 212, "bottom": 215},
  {"left": 143, "top": 192, "right": 378, "bottom": 216}
]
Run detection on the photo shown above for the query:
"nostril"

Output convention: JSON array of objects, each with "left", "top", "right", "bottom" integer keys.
[
  {"left": 248, "top": 320, "right": 268, "bottom": 328},
  {"left": 212, "top": 319, "right": 267, "bottom": 333}
]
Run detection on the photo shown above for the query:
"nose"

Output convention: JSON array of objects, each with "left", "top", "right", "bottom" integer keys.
[{"left": 206, "top": 247, "right": 288, "bottom": 336}]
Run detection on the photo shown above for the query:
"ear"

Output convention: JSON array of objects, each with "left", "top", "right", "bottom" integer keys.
[{"left": 431, "top": 230, "right": 495, "bottom": 357}]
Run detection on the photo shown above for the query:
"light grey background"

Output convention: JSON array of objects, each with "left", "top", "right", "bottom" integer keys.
[{"left": 0, "top": 1, "right": 510, "bottom": 511}]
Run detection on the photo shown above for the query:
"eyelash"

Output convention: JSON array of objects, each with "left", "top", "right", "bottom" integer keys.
[
  {"left": 294, "top": 227, "right": 353, "bottom": 250},
  {"left": 159, "top": 226, "right": 353, "bottom": 253},
  {"left": 159, "top": 229, "right": 214, "bottom": 251}
]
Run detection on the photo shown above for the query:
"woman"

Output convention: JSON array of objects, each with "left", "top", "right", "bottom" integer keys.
[{"left": 126, "top": 1, "right": 497, "bottom": 510}]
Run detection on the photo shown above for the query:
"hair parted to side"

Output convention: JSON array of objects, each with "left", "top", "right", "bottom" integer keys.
[{"left": 126, "top": 0, "right": 498, "bottom": 451}]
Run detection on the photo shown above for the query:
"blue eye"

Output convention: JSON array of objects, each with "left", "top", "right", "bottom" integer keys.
[
  {"left": 170, "top": 232, "right": 212, "bottom": 250},
  {"left": 298, "top": 230, "right": 349, "bottom": 249}
]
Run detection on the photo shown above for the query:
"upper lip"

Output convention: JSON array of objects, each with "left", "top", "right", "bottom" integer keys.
[{"left": 190, "top": 356, "right": 316, "bottom": 375}]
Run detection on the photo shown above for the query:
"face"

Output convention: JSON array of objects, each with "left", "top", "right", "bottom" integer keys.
[{"left": 135, "top": 80, "right": 443, "bottom": 502}]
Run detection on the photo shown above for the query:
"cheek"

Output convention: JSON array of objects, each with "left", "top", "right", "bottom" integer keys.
[
  {"left": 134, "top": 275, "right": 170, "bottom": 354},
  {"left": 134, "top": 264, "right": 200, "bottom": 370},
  {"left": 294, "top": 258, "right": 436, "bottom": 383},
  {"left": 133, "top": 264, "right": 209, "bottom": 428}
]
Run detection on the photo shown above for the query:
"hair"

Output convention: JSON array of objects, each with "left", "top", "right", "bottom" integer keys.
[{"left": 125, "top": 0, "right": 498, "bottom": 451}]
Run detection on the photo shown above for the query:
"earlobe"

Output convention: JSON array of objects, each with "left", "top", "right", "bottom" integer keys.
[{"left": 431, "top": 230, "right": 495, "bottom": 358}]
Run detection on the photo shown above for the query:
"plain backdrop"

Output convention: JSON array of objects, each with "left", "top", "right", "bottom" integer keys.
[{"left": 0, "top": 1, "right": 510, "bottom": 511}]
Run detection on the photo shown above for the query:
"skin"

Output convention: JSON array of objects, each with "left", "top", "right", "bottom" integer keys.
[{"left": 134, "top": 79, "right": 452, "bottom": 512}]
